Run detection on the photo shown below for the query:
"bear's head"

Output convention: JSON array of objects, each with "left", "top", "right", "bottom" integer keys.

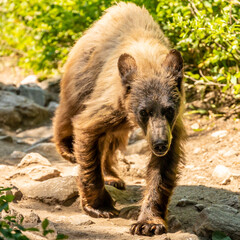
[{"left": 118, "top": 49, "right": 184, "bottom": 157}]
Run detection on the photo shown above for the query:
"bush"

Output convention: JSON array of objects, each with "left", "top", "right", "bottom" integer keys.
[
  {"left": 0, "top": 0, "right": 239, "bottom": 101},
  {"left": 0, "top": 187, "right": 68, "bottom": 240}
]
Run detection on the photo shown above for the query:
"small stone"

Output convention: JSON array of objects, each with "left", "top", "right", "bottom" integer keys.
[
  {"left": 222, "top": 149, "right": 237, "bottom": 157},
  {"left": 78, "top": 220, "right": 95, "bottom": 226},
  {"left": 23, "top": 212, "right": 41, "bottom": 226},
  {"left": 212, "top": 165, "right": 231, "bottom": 182},
  {"left": 10, "top": 151, "right": 27, "bottom": 159},
  {"left": 191, "top": 123, "right": 200, "bottom": 130},
  {"left": 18, "top": 153, "right": 52, "bottom": 168},
  {"left": 176, "top": 198, "right": 197, "bottom": 207},
  {"left": 211, "top": 130, "right": 227, "bottom": 138},
  {"left": 221, "top": 177, "right": 231, "bottom": 185},
  {"left": 54, "top": 205, "right": 62, "bottom": 211},
  {"left": 193, "top": 147, "right": 201, "bottom": 154},
  {"left": 195, "top": 204, "right": 205, "bottom": 212}
]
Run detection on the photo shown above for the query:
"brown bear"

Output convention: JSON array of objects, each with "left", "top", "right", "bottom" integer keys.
[{"left": 53, "top": 2, "right": 186, "bottom": 236}]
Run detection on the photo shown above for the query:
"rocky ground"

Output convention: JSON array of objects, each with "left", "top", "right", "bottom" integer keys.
[{"left": 0, "top": 77, "right": 239, "bottom": 240}]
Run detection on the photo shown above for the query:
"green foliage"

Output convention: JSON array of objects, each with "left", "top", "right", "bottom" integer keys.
[
  {"left": 0, "top": 0, "right": 239, "bottom": 99},
  {"left": 155, "top": 0, "right": 240, "bottom": 99},
  {"left": 212, "top": 231, "right": 232, "bottom": 240},
  {"left": 0, "top": 187, "right": 68, "bottom": 240}
]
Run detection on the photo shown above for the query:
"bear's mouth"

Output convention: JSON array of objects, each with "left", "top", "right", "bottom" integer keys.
[{"left": 151, "top": 142, "right": 170, "bottom": 157}]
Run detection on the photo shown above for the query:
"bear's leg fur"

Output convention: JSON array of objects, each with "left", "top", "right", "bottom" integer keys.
[
  {"left": 53, "top": 103, "right": 75, "bottom": 163},
  {"left": 130, "top": 122, "right": 184, "bottom": 236},
  {"left": 100, "top": 134, "right": 126, "bottom": 190},
  {"left": 72, "top": 109, "right": 128, "bottom": 218}
]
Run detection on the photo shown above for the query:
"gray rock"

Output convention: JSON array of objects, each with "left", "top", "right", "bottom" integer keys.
[
  {"left": 195, "top": 204, "right": 205, "bottom": 212},
  {"left": 47, "top": 101, "right": 59, "bottom": 115},
  {"left": 25, "top": 143, "right": 64, "bottom": 162},
  {"left": 0, "top": 83, "right": 18, "bottom": 94},
  {"left": 220, "top": 195, "right": 240, "bottom": 210},
  {"left": 119, "top": 206, "right": 140, "bottom": 220},
  {"left": 194, "top": 204, "right": 240, "bottom": 240},
  {"left": 0, "top": 91, "right": 49, "bottom": 129},
  {"left": 176, "top": 198, "right": 197, "bottom": 207},
  {"left": 105, "top": 185, "right": 143, "bottom": 205},
  {"left": 168, "top": 215, "right": 182, "bottom": 232},
  {"left": 124, "top": 139, "right": 149, "bottom": 155},
  {"left": 19, "top": 84, "right": 46, "bottom": 106},
  {"left": 16, "top": 176, "right": 78, "bottom": 204},
  {"left": 0, "top": 135, "right": 13, "bottom": 142}
]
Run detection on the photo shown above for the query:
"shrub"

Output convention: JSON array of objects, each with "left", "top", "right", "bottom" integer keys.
[{"left": 0, "top": 0, "right": 239, "bottom": 102}]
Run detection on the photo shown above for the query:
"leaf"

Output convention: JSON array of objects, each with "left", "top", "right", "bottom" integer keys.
[
  {"left": 212, "top": 231, "right": 232, "bottom": 240},
  {"left": 0, "top": 202, "right": 8, "bottom": 212},
  {"left": 41, "top": 218, "right": 49, "bottom": 230},
  {"left": 56, "top": 233, "right": 69, "bottom": 239},
  {"left": 5, "top": 194, "right": 15, "bottom": 202}
]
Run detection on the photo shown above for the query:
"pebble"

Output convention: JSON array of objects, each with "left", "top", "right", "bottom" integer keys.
[
  {"left": 176, "top": 198, "right": 197, "bottom": 207},
  {"left": 195, "top": 204, "right": 205, "bottom": 212},
  {"left": 211, "top": 130, "right": 227, "bottom": 138},
  {"left": 212, "top": 165, "right": 231, "bottom": 183}
]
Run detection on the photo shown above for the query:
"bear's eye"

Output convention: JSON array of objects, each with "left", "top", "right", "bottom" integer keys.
[
  {"left": 139, "top": 109, "right": 148, "bottom": 117},
  {"left": 126, "top": 85, "right": 131, "bottom": 94},
  {"left": 162, "top": 107, "right": 175, "bottom": 121}
]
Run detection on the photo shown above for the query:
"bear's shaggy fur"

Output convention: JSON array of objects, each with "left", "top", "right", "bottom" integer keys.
[{"left": 53, "top": 2, "right": 186, "bottom": 236}]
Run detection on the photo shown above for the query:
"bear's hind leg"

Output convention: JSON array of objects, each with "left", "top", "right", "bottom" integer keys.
[
  {"left": 101, "top": 134, "right": 126, "bottom": 190},
  {"left": 53, "top": 105, "right": 75, "bottom": 163}
]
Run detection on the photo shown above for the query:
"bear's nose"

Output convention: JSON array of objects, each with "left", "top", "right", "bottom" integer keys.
[{"left": 153, "top": 140, "right": 169, "bottom": 154}]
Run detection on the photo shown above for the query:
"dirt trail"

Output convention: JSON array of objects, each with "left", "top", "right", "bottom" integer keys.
[{"left": 0, "top": 114, "right": 239, "bottom": 240}]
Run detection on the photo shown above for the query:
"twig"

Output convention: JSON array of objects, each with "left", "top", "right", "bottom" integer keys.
[
  {"left": 187, "top": 0, "right": 199, "bottom": 17},
  {"left": 184, "top": 74, "right": 226, "bottom": 87}
]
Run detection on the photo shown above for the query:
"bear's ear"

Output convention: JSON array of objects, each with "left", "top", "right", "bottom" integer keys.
[
  {"left": 118, "top": 53, "right": 137, "bottom": 92},
  {"left": 162, "top": 49, "right": 183, "bottom": 91},
  {"left": 162, "top": 49, "right": 183, "bottom": 73}
]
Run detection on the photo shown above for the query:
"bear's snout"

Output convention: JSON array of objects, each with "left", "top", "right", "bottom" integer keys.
[{"left": 152, "top": 139, "right": 169, "bottom": 156}]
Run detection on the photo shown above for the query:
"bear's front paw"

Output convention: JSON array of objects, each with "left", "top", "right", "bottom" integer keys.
[
  {"left": 130, "top": 219, "right": 167, "bottom": 236},
  {"left": 83, "top": 204, "right": 119, "bottom": 218}
]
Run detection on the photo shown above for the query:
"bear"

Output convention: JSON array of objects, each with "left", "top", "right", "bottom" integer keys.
[{"left": 53, "top": 2, "right": 186, "bottom": 236}]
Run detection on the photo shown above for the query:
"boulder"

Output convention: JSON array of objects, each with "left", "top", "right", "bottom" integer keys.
[
  {"left": 0, "top": 91, "right": 49, "bottom": 129},
  {"left": 19, "top": 84, "right": 46, "bottom": 106},
  {"left": 15, "top": 176, "right": 78, "bottom": 204},
  {"left": 194, "top": 204, "right": 240, "bottom": 240}
]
